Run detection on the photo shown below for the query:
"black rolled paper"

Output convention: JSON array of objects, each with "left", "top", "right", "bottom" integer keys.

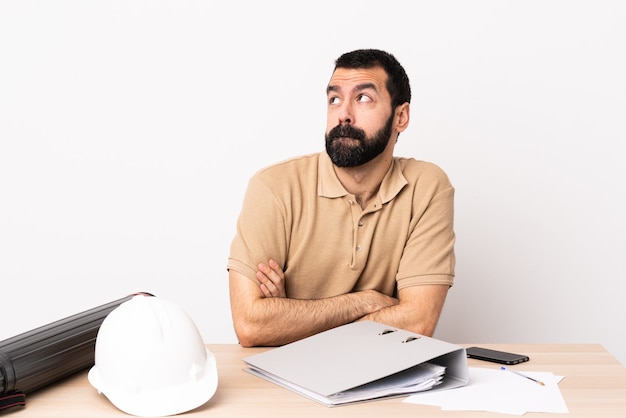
[{"left": 0, "top": 292, "right": 154, "bottom": 410}]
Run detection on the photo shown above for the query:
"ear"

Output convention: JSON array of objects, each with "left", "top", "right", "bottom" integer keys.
[{"left": 394, "top": 102, "right": 410, "bottom": 134}]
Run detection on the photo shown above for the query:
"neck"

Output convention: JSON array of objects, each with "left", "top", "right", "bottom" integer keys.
[{"left": 333, "top": 154, "right": 392, "bottom": 209}]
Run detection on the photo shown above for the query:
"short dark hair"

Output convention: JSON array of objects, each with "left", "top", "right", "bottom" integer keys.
[{"left": 334, "top": 49, "right": 411, "bottom": 109}]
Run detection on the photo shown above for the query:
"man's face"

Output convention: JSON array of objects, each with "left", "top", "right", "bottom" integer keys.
[{"left": 325, "top": 67, "right": 395, "bottom": 167}]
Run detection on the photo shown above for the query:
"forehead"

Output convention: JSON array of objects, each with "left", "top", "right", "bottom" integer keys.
[{"left": 327, "top": 67, "right": 389, "bottom": 96}]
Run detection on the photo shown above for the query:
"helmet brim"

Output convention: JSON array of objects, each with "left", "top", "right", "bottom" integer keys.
[{"left": 89, "top": 348, "right": 218, "bottom": 417}]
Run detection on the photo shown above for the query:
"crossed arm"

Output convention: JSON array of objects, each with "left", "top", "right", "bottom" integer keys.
[{"left": 229, "top": 260, "right": 449, "bottom": 347}]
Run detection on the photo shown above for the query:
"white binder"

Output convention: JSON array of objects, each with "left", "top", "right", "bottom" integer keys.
[{"left": 243, "top": 320, "right": 469, "bottom": 406}]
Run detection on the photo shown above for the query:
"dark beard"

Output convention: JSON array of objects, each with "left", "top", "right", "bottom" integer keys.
[{"left": 325, "top": 114, "right": 394, "bottom": 167}]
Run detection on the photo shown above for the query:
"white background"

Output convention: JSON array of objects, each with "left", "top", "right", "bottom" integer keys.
[{"left": 1, "top": 1, "right": 625, "bottom": 365}]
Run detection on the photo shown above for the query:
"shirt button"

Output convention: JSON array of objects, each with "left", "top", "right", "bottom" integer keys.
[
  {"left": 358, "top": 221, "right": 364, "bottom": 227},
  {"left": 356, "top": 245, "right": 362, "bottom": 252}
]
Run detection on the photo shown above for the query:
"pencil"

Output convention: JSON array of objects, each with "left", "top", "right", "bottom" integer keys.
[{"left": 500, "top": 366, "right": 545, "bottom": 386}]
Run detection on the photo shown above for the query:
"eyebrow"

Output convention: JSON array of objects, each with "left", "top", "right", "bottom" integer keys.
[{"left": 326, "top": 82, "right": 379, "bottom": 95}]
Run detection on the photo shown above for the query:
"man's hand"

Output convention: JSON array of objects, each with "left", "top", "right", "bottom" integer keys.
[
  {"left": 257, "top": 259, "right": 286, "bottom": 298},
  {"left": 360, "top": 284, "right": 449, "bottom": 337}
]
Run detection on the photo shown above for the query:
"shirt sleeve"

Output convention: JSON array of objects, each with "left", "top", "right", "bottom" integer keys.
[
  {"left": 227, "top": 174, "right": 289, "bottom": 283},
  {"left": 395, "top": 168, "right": 456, "bottom": 290}
]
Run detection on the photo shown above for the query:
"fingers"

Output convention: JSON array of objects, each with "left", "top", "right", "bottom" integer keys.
[{"left": 257, "top": 259, "right": 286, "bottom": 298}]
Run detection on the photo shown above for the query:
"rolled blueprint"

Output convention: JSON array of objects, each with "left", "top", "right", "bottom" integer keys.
[{"left": 0, "top": 292, "right": 153, "bottom": 410}]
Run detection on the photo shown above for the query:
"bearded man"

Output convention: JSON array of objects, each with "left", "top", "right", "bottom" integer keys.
[{"left": 227, "top": 49, "right": 456, "bottom": 347}]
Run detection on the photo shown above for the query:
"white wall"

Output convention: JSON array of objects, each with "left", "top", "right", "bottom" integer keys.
[{"left": 1, "top": 1, "right": 625, "bottom": 365}]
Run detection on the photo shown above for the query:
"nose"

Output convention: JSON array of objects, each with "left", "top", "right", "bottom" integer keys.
[{"left": 337, "top": 101, "right": 353, "bottom": 125}]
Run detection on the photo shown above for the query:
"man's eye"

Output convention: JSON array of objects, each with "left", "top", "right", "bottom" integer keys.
[
  {"left": 329, "top": 97, "right": 340, "bottom": 105},
  {"left": 357, "top": 94, "right": 372, "bottom": 103}
]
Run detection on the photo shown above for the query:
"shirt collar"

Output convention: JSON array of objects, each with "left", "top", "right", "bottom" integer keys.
[{"left": 317, "top": 152, "right": 407, "bottom": 203}]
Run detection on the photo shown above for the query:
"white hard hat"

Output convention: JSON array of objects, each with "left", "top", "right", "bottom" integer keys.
[{"left": 88, "top": 295, "right": 218, "bottom": 417}]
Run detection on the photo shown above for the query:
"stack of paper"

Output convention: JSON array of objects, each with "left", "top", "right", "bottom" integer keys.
[
  {"left": 327, "top": 362, "right": 445, "bottom": 404},
  {"left": 404, "top": 366, "right": 568, "bottom": 415}
]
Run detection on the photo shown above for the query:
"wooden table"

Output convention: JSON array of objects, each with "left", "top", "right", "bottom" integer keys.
[{"left": 10, "top": 344, "right": 626, "bottom": 417}]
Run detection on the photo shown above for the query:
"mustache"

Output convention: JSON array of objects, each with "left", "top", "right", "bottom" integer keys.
[{"left": 327, "top": 124, "right": 366, "bottom": 141}]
